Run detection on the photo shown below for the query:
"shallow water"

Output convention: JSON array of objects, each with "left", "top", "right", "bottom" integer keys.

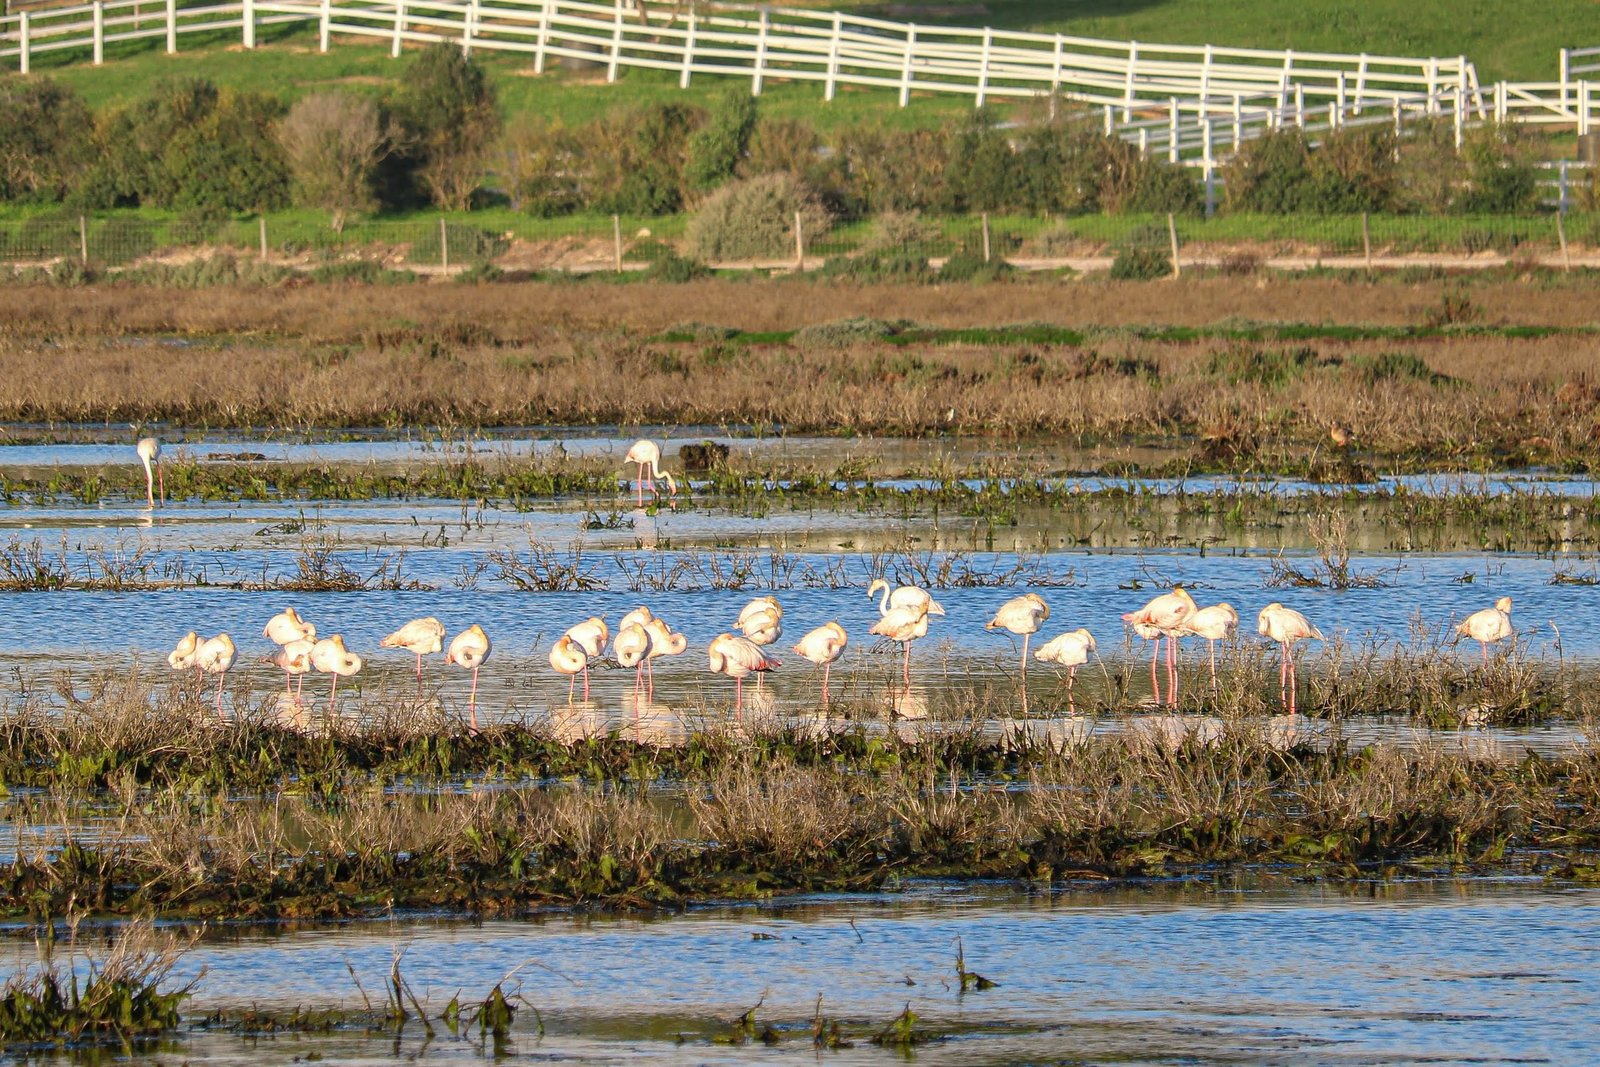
[{"left": 7, "top": 879, "right": 1598, "bottom": 1064}]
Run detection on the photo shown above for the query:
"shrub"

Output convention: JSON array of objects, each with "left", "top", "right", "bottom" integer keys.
[
  {"left": 1013, "top": 118, "right": 1118, "bottom": 215},
  {"left": 860, "top": 211, "right": 945, "bottom": 257},
  {"left": 1222, "top": 129, "right": 1315, "bottom": 214},
  {"left": 408, "top": 222, "right": 508, "bottom": 266},
  {"left": 1205, "top": 344, "right": 1320, "bottom": 387},
  {"left": 832, "top": 125, "right": 949, "bottom": 214},
  {"left": 1458, "top": 123, "right": 1540, "bottom": 214},
  {"left": 938, "top": 247, "right": 1013, "bottom": 282},
  {"left": 1307, "top": 125, "right": 1397, "bottom": 213},
  {"left": 740, "top": 117, "right": 845, "bottom": 206},
  {"left": 395, "top": 45, "right": 501, "bottom": 211},
  {"left": 0, "top": 78, "right": 95, "bottom": 203},
  {"left": 943, "top": 108, "right": 1024, "bottom": 212},
  {"left": 644, "top": 250, "right": 712, "bottom": 282},
  {"left": 793, "top": 316, "right": 905, "bottom": 347},
  {"left": 1347, "top": 351, "right": 1449, "bottom": 385},
  {"left": 684, "top": 89, "right": 758, "bottom": 192},
  {"left": 1108, "top": 225, "right": 1172, "bottom": 280},
  {"left": 308, "top": 260, "right": 417, "bottom": 284},
  {"left": 277, "top": 91, "right": 389, "bottom": 231},
  {"left": 685, "top": 173, "right": 830, "bottom": 262},
  {"left": 585, "top": 103, "right": 700, "bottom": 216},
  {"left": 499, "top": 115, "right": 583, "bottom": 216},
  {"left": 817, "top": 248, "right": 934, "bottom": 284}
]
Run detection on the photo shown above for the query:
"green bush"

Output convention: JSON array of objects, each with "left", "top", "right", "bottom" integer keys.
[
  {"left": 500, "top": 115, "right": 583, "bottom": 217},
  {"left": 0, "top": 78, "right": 95, "bottom": 203},
  {"left": 937, "top": 248, "right": 1013, "bottom": 282},
  {"left": 684, "top": 89, "right": 758, "bottom": 191},
  {"left": 793, "top": 316, "right": 907, "bottom": 347},
  {"left": 1108, "top": 225, "right": 1172, "bottom": 281},
  {"left": 1222, "top": 130, "right": 1316, "bottom": 214},
  {"left": 1205, "top": 345, "right": 1320, "bottom": 386},
  {"left": 686, "top": 173, "right": 830, "bottom": 262},
  {"left": 395, "top": 45, "right": 501, "bottom": 211},
  {"left": 644, "top": 250, "right": 712, "bottom": 282},
  {"left": 859, "top": 211, "right": 945, "bottom": 257},
  {"left": 818, "top": 248, "right": 934, "bottom": 283},
  {"left": 586, "top": 103, "right": 701, "bottom": 216}
]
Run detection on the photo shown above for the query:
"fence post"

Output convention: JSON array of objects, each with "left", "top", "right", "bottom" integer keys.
[
  {"left": 79, "top": 216, "right": 88, "bottom": 266},
  {"left": 1294, "top": 84, "right": 1304, "bottom": 128},
  {"left": 607, "top": 0, "right": 623, "bottom": 84},
  {"left": 461, "top": 0, "right": 476, "bottom": 56},
  {"left": 1232, "top": 93, "right": 1242, "bottom": 150},
  {"left": 1582, "top": 81, "right": 1591, "bottom": 137},
  {"left": 1335, "top": 72, "right": 1346, "bottom": 121},
  {"left": 18, "top": 12, "right": 29, "bottom": 74},
  {"left": 1167, "top": 98, "right": 1179, "bottom": 163},
  {"left": 1123, "top": 41, "right": 1137, "bottom": 122},
  {"left": 93, "top": 1, "right": 104, "bottom": 65},
  {"left": 975, "top": 28, "right": 991, "bottom": 109},
  {"left": 824, "top": 13, "right": 840, "bottom": 101},
  {"left": 1559, "top": 159, "right": 1569, "bottom": 213},
  {"left": 1558, "top": 211, "right": 1571, "bottom": 273},
  {"left": 1103, "top": 104, "right": 1112, "bottom": 136},
  {"left": 1166, "top": 213, "right": 1180, "bottom": 279},
  {"left": 391, "top": 0, "right": 404, "bottom": 58},
  {"left": 1202, "top": 118, "right": 1214, "bottom": 218},
  {"left": 1494, "top": 80, "right": 1504, "bottom": 123},
  {"left": 1560, "top": 48, "right": 1571, "bottom": 112},
  {"left": 1453, "top": 85, "right": 1464, "bottom": 150},
  {"left": 1361, "top": 211, "right": 1371, "bottom": 273},
  {"left": 1050, "top": 33, "right": 1063, "bottom": 98},
  {"left": 899, "top": 23, "right": 915, "bottom": 107},
  {"left": 319, "top": 0, "right": 330, "bottom": 51},
  {"left": 1354, "top": 53, "right": 1368, "bottom": 109},
  {"left": 439, "top": 219, "right": 449, "bottom": 273},
  {"left": 259, "top": 217, "right": 268, "bottom": 260},
  {"left": 751, "top": 7, "right": 768, "bottom": 96},
  {"left": 1327, "top": 102, "right": 1336, "bottom": 132},
  {"left": 793, "top": 210, "right": 804, "bottom": 272},
  {"left": 243, "top": 0, "right": 255, "bottom": 48},
  {"left": 679, "top": 8, "right": 696, "bottom": 89},
  {"left": 1426, "top": 57, "right": 1438, "bottom": 112},
  {"left": 534, "top": 0, "right": 550, "bottom": 73},
  {"left": 981, "top": 213, "right": 990, "bottom": 262},
  {"left": 1137, "top": 127, "right": 1148, "bottom": 158},
  {"left": 165, "top": 0, "right": 176, "bottom": 53},
  {"left": 1200, "top": 43, "right": 1212, "bottom": 102},
  {"left": 613, "top": 215, "right": 622, "bottom": 274}
]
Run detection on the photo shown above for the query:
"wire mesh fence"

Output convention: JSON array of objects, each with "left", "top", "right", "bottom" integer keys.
[{"left": 1, "top": 211, "right": 1596, "bottom": 275}]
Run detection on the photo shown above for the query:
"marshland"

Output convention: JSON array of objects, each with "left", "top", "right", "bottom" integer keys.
[{"left": 4, "top": 269, "right": 1600, "bottom": 1064}]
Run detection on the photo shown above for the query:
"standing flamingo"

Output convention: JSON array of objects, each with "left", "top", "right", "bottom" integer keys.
[
  {"left": 642, "top": 617, "right": 687, "bottom": 692},
  {"left": 792, "top": 622, "right": 848, "bottom": 706},
  {"left": 310, "top": 634, "right": 363, "bottom": 713},
  {"left": 445, "top": 624, "right": 491, "bottom": 732},
  {"left": 1034, "top": 628, "right": 1096, "bottom": 705},
  {"left": 736, "top": 597, "right": 782, "bottom": 687},
  {"left": 1257, "top": 603, "right": 1323, "bottom": 714},
  {"left": 167, "top": 630, "right": 201, "bottom": 675},
  {"left": 615, "top": 622, "right": 654, "bottom": 690},
  {"left": 1457, "top": 596, "right": 1514, "bottom": 667},
  {"left": 263, "top": 607, "right": 316, "bottom": 690},
  {"left": 1183, "top": 602, "right": 1240, "bottom": 689},
  {"left": 380, "top": 616, "right": 447, "bottom": 690},
  {"left": 870, "top": 604, "right": 930, "bottom": 687},
  {"left": 268, "top": 638, "right": 315, "bottom": 697},
  {"left": 196, "top": 633, "right": 236, "bottom": 717},
  {"left": 618, "top": 605, "right": 655, "bottom": 632},
  {"left": 136, "top": 437, "right": 164, "bottom": 508},
  {"left": 986, "top": 594, "right": 1050, "bottom": 680},
  {"left": 549, "top": 635, "right": 590, "bottom": 702},
  {"left": 562, "top": 617, "right": 609, "bottom": 700},
  {"left": 624, "top": 440, "right": 678, "bottom": 506},
  {"left": 1122, "top": 587, "right": 1197, "bottom": 707},
  {"left": 707, "top": 632, "right": 779, "bottom": 716},
  {"left": 868, "top": 578, "right": 945, "bottom": 618}
]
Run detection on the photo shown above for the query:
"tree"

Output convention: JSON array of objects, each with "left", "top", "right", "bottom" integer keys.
[
  {"left": 683, "top": 89, "right": 757, "bottom": 192},
  {"left": 396, "top": 44, "right": 501, "bottom": 211},
  {"left": 0, "top": 78, "right": 95, "bottom": 203},
  {"left": 278, "top": 91, "right": 389, "bottom": 231}
]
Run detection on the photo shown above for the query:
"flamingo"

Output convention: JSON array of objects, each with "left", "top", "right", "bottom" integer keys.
[
  {"left": 615, "top": 622, "right": 653, "bottom": 690},
  {"left": 870, "top": 603, "right": 930, "bottom": 687},
  {"left": 136, "top": 437, "right": 164, "bottom": 508},
  {"left": 310, "top": 634, "right": 363, "bottom": 713},
  {"left": 1257, "top": 603, "right": 1323, "bottom": 714},
  {"left": 167, "top": 630, "right": 201, "bottom": 674},
  {"left": 380, "top": 616, "right": 447, "bottom": 690},
  {"left": 1122, "top": 587, "right": 1197, "bottom": 707},
  {"left": 445, "top": 624, "right": 491, "bottom": 731},
  {"left": 1130, "top": 619, "right": 1164, "bottom": 705},
  {"left": 618, "top": 605, "right": 655, "bottom": 632},
  {"left": 736, "top": 597, "right": 782, "bottom": 686},
  {"left": 1183, "top": 602, "right": 1240, "bottom": 689},
  {"left": 867, "top": 578, "right": 945, "bottom": 618},
  {"left": 196, "top": 633, "right": 236, "bottom": 716},
  {"left": 792, "top": 622, "right": 848, "bottom": 705},
  {"left": 268, "top": 638, "right": 315, "bottom": 697},
  {"left": 549, "top": 635, "right": 590, "bottom": 702},
  {"left": 264, "top": 607, "right": 316, "bottom": 689},
  {"left": 1034, "top": 628, "right": 1096, "bottom": 704},
  {"left": 707, "top": 632, "right": 779, "bottom": 716},
  {"left": 624, "top": 439, "right": 677, "bottom": 506},
  {"left": 1457, "top": 596, "right": 1514, "bottom": 667},
  {"left": 562, "top": 617, "right": 609, "bottom": 699},
  {"left": 986, "top": 593, "right": 1050, "bottom": 680},
  {"left": 642, "top": 617, "right": 687, "bottom": 692}
]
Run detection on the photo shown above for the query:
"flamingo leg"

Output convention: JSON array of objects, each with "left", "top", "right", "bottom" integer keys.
[
  {"left": 646, "top": 657, "right": 655, "bottom": 699},
  {"left": 1481, "top": 641, "right": 1489, "bottom": 668},
  {"left": 1149, "top": 638, "right": 1161, "bottom": 704},
  {"left": 1167, "top": 636, "right": 1179, "bottom": 708},
  {"left": 1209, "top": 640, "right": 1218, "bottom": 689},
  {"left": 329, "top": 672, "right": 338, "bottom": 713},
  {"left": 735, "top": 675, "right": 744, "bottom": 716},
  {"left": 637, "top": 463, "right": 647, "bottom": 506},
  {"left": 144, "top": 464, "right": 154, "bottom": 510},
  {"left": 581, "top": 664, "right": 590, "bottom": 702},
  {"left": 214, "top": 673, "right": 225, "bottom": 716},
  {"left": 1068, "top": 665, "right": 1077, "bottom": 713},
  {"left": 415, "top": 653, "right": 423, "bottom": 693},
  {"left": 902, "top": 642, "right": 912, "bottom": 686},
  {"left": 1279, "top": 640, "right": 1289, "bottom": 707},
  {"left": 296, "top": 673, "right": 304, "bottom": 697},
  {"left": 822, "top": 661, "right": 831, "bottom": 706},
  {"left": 157, "top": 465, "right": 165, "bottom": 507},
  {"left": 284, "top": 668, "right": 292, "bottom": 695},
  {"left": 1020, "top": 633, "right": 1030, "bottom": 683},
  {"left": 468, "top": 666, "right": 480, "bottom": 733},
  {"left": 1288, "top": 646, "right": 1299, "bottom": 715},
  {"left": 568, "top": 673, "right": 576, "bottom": 703}
]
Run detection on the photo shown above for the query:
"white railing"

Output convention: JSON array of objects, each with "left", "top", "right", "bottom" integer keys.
[{"left": 1, "top": 0, "right": 1477, "bottom": 113}]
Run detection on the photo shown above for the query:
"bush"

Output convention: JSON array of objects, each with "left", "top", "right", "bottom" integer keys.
[
  {"left": 1458, "top": 123, "right": 1540, "bottom": 214},
  {"left": 817, "top": 248, "right": 934, "bottom": 284},
  {"left": 308, "top": 260, "right": 417, "bottom": 284},
  {"left": 408, "top": 222, "right": 508, "bottom": 266},
  {"left": 859, "top": 211, "right": 945, "bottom": 257},
  {"left": 793, "top": 316, "right": 906, "bottom": 347},
  {"left": 585, "top": 103, "right": 701, "bottom": 216},
  {"left": 118, "top": 253, "right": 295, "bottom": 288},
  {"left": 1108, "top": 225, "right": 1172, "bottom": 280},
  {"left": 395, "top": 45, "right": 501, "bottom": 211},
  {"left": 937, "top": 248, "right": 1013, "bottom": 282},
  {"left": 833, "top": 125, "right": 950, "bottom": 214},
  {"left": 740, "top": 117, "right": 845, "bottom": 206},
  {"left": 685, "top": 173, "right": 830, "bottom": 262},
  {"left": 277, "top": 91, "right": 389, "bottom": 231},
  {"left": 644, "top": 250, "right": 712, "bottom": 282},
  {"left": 1205, "top": 344, "right": 1319, "bottom": 387},
  {"left": 0, "top": 78, "right": 95, "bottom": 203},
  {"left": 499, "top": 115, "right": 583, "bottom": 217},
  {"left": 684, "top": 89, "right": 758, "bottom": 191},
  {"left": 1222, "top": 129, "right": 1315, "bottom": 214}
]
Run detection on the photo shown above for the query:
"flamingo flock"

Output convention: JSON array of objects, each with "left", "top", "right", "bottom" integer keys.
[{"left": 137, "top": 437, "right": 1521, "bottom": 727}]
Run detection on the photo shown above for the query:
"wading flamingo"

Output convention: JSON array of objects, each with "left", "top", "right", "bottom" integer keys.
[
  {"left": 1257, "top": 603, "right": 1323, "bottom": 714},
  {"left": 643, "top": 617, "right": 687, "bottom": 692},
  {"left": 1457, "top": 596, "right": 1514, "bottom": 666},
  {"left": 268, "top": 638, "right": 315, "bottom": 697},
  {"left": 792, "top": 622, "right": 848, "bottom": 705},
  {"left": 549, "top": 635, "right": 589, "bottom": 702},
  {"left": 263, "top": 607, "right": 316, "bottom": 690},
  {"left": 310, "top": 634, "right": 363, "bottom": 713},
  {"left": 562, "top": 617, "right": 609, "bottom": 699},
  {"left": 870, "top": 603, "right": 930, "bottom": 687},
  {"left": 1130, "top": 619, "right": 1164, "bottom": 704},
  {"left": 1122, "top": 587, "right": 1197, "bottom": 707},
  {"left": 196, "top": 633, "right": 236, "bottom": 716},
  {"left": 136, "top": 437, "right": 164, "bottom": 508},
  {"left": 986, "top": 594, "right": 1050, "bottom": 680},
  {"left": 167, "top": 630, "right": 201, "bottom": 674},
  {"left": 615, "top": 622, "right": 653, "bottom": 690},
  {"left": 618, "top": 605, "right": 655, "bottom": 632},
  {"left": 624, "top": 439, "right": 678, "bottom": 506},
  {"left": 1183, "top": 602, "right": 1240, "bottom": 689},
  {"left": 1034, "top": 628, "right": 1096, "bottom": 704},
  {"left": 445, "top": 624, "right": 491, "bottom": 731},
  {"left": 380, "top": 616, "right": 446, "bottom": 690},
  {"left": 707, "top": 632, "right": 779, "bottom": 716},
  {"left": 867, "top": 578, "right": 945, "bottom": 618},
  {"left": 736, "top": 597, "right": 782, "bottom": 686}
]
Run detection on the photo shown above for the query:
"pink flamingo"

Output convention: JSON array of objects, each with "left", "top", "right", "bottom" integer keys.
[
  {"left": 1257, "top": 603, "right": 1323, "bottom": 714},
  {"left": 624, "top": 439, "right": 677, "bottom": 506},
  {"left": 446, "top": 624, "right": 491, "bottom": 731},
  {"left": 1122, "top": 587, "right": 1197, "bottom": 707},
  {"left": 708, "top": 632, "right": 779, "bottom": 716},
  {"left": 792, "top": 622, "right": 848, "bottom": 706},
  {"left": 136, "top": 437, "right": 164, "bottom": 508},
  {"left": 1457, "top": 596, "right": 1513, "bottom": 667},
  {"left": 1183, "top": 602, "right": 1240, "bottom": 689}
]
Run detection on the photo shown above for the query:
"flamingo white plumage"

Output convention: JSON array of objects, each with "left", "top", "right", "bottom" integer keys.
[
  {"left": 615, "top": 622, "right": 653, "bottom": 690},
  {"left": 167, "top": 630, "right": 201, "bottom": 674},
  {"left": 870, "top": 603, "right": 930, "bottom": 687},
  {"left": 642, "top": 617, "right": 687, "bottom": 692},
  {"left": 136, "top": 437, "right": 164, "bottom": 509},
  {"left": 1122, "top": 587, "right": 1197, "bottom": 707},
  {"left": 549, "top": 635, "right": 589, "bottom": 702},
  {"left": 268, "top": 638, "right": 315, "bottom": 697},
  {"left": 196, "top": 633, "right": 236, "bottom": 716},
  {"left": 1257, "top": 603, "right": 1323, "bottom": 714},
  {"left": 445, "top": 624, "right": 491, "bottom": 731},
  {"left": 380, "top": 616, "right": 447, "bottom": 690},
  {"left": 986, "top": 593, "right": 1050, "bottom": 680},
  {"left": 1183, "top": 602, "right": 1240, "bottom": 688},
  {"left": 867, "top": 578, "right": 945, "bottom": 618},
  {"left": 310, "top": 634, "right": 363, "bottom": 712},
  {"left": 792, "top": 622, "right": 848, "bottom": 705},
  {"left": 1034, "top": 628, "right": 1096, "bottom": 703},
  {"left": 707, "top": 632, "right": 779, "bottom": 716},
  {"left": 264, "top": 607, "right": 316, "bottom": 690},
  {"left": 562, "top": 617, "right": 609, "bottom": 701},
  {"left": 623, "top": 439, "right": 677, "bottom": 506},
  {"left": 618, "top": 606, "right": 655, "bottom": 632},
  {"left": 1457, "top": 596, "right": 1514, "bottom": 667}
]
